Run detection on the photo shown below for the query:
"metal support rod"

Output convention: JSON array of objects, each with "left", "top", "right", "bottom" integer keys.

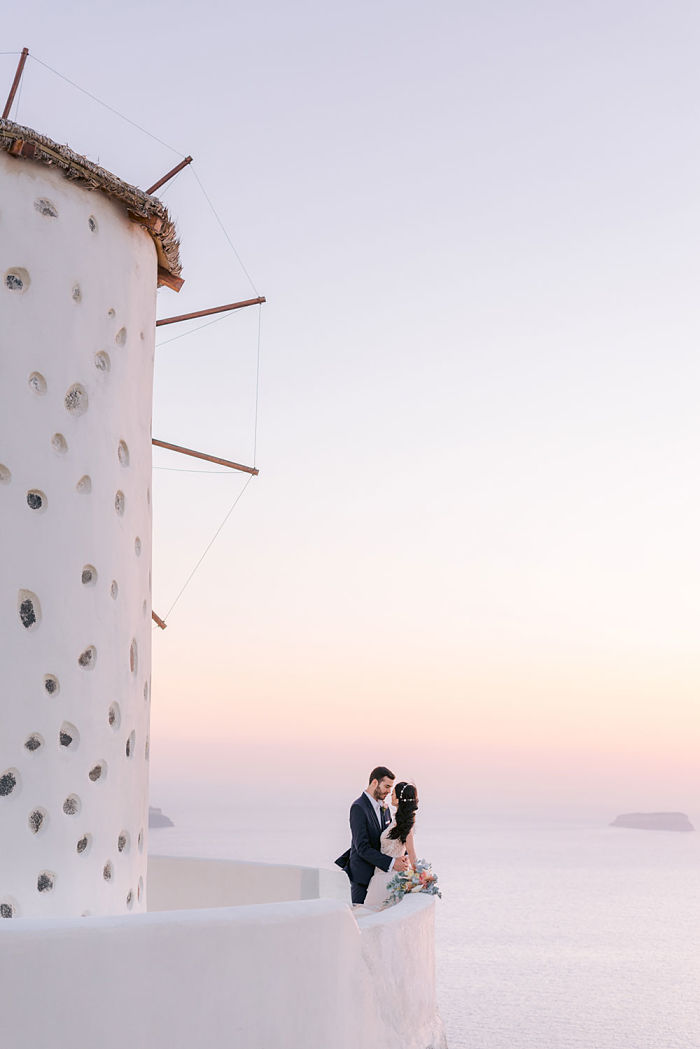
[
  {"left": 2, "top": 48, "right": 29, "bottom": 120},
  {"left": 152, "top": 438, "right": 259, "bottom": 475},
  {"left": 146, "top": 156, "right": 193, "bottom": 196},
  {"left": 156, "top": 296, "right": 266, "bottom": 327},
  {"left": 152, "top": 610, "right": 167, "bottom": 630}
]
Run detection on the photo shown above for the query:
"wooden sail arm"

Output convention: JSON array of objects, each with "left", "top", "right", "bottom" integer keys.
[
  {"left": 152, "top": 438, "right": 259, "bottom": 475},
  {"left": 152, "top": 610, "right": 167, "bottom": 630},
  {"left": 2, "top": 48, "right": 29, "bottom": 120},
  {"left": 156, "top": 297, "right": 265, "bottom": 327},
  {"left": 146, "top": 156, "right": 193, "bottom": 196}
]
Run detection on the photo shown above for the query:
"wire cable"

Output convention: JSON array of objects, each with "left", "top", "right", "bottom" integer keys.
[
  {"left": 28, "top": 54, "right": 185, "bottom": 157},
  {"left": 161, "top": 474, "right": 255, "bottom": 622},
  {"left": 155, "top": 310, "right": 237, "bottom": 349},
  {"left": 190, "top": 165, "right": 260, "bottom": 297}
]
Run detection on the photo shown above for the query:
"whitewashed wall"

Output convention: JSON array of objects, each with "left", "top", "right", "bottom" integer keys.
[
  {"left": 0, "top": 869, "right": 446, "bottom": 1049},
  {"left": 0, "top": 152, "right": 157, "bottom": 917},
  {"left": 148, "top": 854, "right": 350, "bottom": 908}
]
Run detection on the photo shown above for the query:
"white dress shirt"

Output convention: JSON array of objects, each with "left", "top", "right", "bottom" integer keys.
[{"left": 364, "top": 790, "right": 395, "bottom": 871}]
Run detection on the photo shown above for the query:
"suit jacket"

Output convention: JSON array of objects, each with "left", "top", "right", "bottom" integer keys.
[{"left": 337, "top": 793, "right": 393, "bottom": 888}]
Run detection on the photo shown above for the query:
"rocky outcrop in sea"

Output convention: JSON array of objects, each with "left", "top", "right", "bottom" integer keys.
[
  {"left": 610, "top": 812, "right": 694, "bottom": 832},
  {"left": 148, "top": 806, "right": 175, "bottom": 828}
]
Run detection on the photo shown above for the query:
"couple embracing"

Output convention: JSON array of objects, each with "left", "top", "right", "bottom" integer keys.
[{"left": 336, "top": 765, "right": 419, "bottom": 909}]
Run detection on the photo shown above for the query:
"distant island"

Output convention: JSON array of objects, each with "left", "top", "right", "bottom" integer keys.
[
  {"left": 148, "top": 806, "right": 175, "bottom": 828},
  {"left": 610, "top": 812, "right": 694, "bottom": 832}
]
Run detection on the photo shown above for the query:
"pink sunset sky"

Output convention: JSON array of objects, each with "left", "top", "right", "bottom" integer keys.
[{"left": 5, "top": 2, "right": 699, "bottom": 816}]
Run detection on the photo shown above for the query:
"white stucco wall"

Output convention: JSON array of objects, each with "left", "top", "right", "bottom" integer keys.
[
  {"left": 0, "top": 152, "right": 157, "bottom": 917},
  {"left": 0, "top": 875, "right": 446, "bottom": 1049},
  {"left": 148, "top": 853, "right": 350, "bottom": 908}
]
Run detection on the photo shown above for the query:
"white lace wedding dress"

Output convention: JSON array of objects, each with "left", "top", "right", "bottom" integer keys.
[{"left": 362, "top": 819, "right": 407, "bottom": 910}]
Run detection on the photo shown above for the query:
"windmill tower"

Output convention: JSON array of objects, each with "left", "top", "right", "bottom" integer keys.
[{"left": 0, "top": 114, "right": 183, "bottom": 917}]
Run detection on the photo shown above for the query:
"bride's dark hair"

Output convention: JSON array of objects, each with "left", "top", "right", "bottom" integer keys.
[{"left": 388, "top": 782, "right": 418, "bottom": 843}]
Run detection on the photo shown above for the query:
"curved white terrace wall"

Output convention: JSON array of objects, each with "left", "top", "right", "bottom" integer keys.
[
  {"left": 148, "top": 854, "right": 350, "bottom": 909},
  {"left": 0, "top": 151, "right": 157, "bottom": 917},
  {"left": 0, "top": 884, "right": 446, "bottom": 1049}
]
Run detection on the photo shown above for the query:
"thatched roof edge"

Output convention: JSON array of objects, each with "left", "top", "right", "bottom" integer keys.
[{"left": 0, "top": 119, "right": 182, "bottom": 277}]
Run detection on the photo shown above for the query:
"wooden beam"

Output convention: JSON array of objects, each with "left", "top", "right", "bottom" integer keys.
[
  {"left": 157, "top": 267, "right": 185, "bottom": 292},
  {"left": 152, "top": 610, "right": 167, "bottom": 630},
  {"left": 2, "top": 48, "right": 29, "bottom": 120},
  {"left": 146, "top": 156, "right": 193, "bottom": 196},
  {"left": 128, "top": 211, "right": 164, "bottom": 234},
  {"left": 152, "top": 438, "right": 259, "bottom": 475},
  {"left": 156, "top": 296, "right": 266, "bottom": 327}
]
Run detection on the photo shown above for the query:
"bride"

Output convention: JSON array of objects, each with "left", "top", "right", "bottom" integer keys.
[{"left": 362, "top": 782, "right": 419, "bottom": 910}]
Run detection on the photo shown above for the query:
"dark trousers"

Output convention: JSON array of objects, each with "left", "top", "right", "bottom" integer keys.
[{"left": 351, "top": 881, "right": 368, "bottom": 905}]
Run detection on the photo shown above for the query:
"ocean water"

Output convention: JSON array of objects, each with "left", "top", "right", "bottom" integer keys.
[{"left": 149, "top": 801, "right": 700, "bottom": 1049}]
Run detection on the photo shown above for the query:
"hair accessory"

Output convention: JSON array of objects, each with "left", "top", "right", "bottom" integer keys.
[{"left": 398, "top": 783, "right": 416, "bottom": 802}]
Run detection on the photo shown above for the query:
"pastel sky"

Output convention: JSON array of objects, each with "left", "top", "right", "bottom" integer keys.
[{"left": 5, "top": 1, "right": 699, "bottom": 814}]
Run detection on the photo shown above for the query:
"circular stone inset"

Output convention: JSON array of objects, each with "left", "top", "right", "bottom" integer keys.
[
  {"left": 78, "top": 646, "right": 96, "bottom": 669},
  {"left": 76, "top": 475, "right": 92, "bottom": 494},
  {"left": 88, "top": 215, "right": 98, "bottom": 232},
  {"left": 125, "top": 730, "right": 136, "bottom": 759},
  {"left": 137, "top": 875, "right": 144, "bottom": 900},
  {"left": 134, "top": 537, "right": 142, "bottom": 556},
  {"left": 28, "top": 808, "right": 47, "bottom": 834},
  {"left": 72, "top": 283, "right": 81, "bottom": 303},
  {"left": 117, "top": 831, "right": 130, "bottom": 854},
  {"left": 51, "top": 434, "right": 68, "bottom": 454},
  {"left": 81, "top": 565, "right": 97, "bottom": 586},
  {"left": 24, "top": 733, "right": 44, "bottom": 753},
  {"left": 114, "top": 491, "right": 125, "bottom": 516},
  {"left": 59, "top": 722, "right": 79, "bottom": 751},
  {"left": 37, "top": 871, "right": 55, "bottom": 893},
  {"left": 115, "top": 327, "right": 127, "bottom": 347},
  {"left": 137, "top": 829, "right": 144, "bottom": 853},
  {"left": 103, "top": 861, "right": 113, "bottom": 882},
  {"left": 26, "top": 490, "right": 46, "bottom": 512},
  {"left": 95, "top": 351, "right": 111, "bottom": 373},
  {"left": 4, "top": 268, "right": 30, "bottom": 292},
  {"left": 28, "top": 371, "right": 47, "bottom": 394},
  {"left": 0, "top": 464, "right": 11, "bottom": 483},
  {"left": 0, "top": 900, "right": 17, "bottom": 918},
  {"left": 88, "top": 761, "right": 106, "bottom": 783},
  {"left": 44, "top": 674, "right": 59, "bottom": 696},
  {"left": 65, "top": 384, "right": 88, "bottom": 416},
  {"left": 34, "top": 198, "right": 58, "bottom": 217},
  {"left": 126, "top": 890, "right": 134, "bottom": 910},
  {"left": 118, "top": 440, "right": 129, "bottom": 466},
  {"left": 76, "top": 833, "right": 91, "bottom": 855},
  {"left": 108, "top": 703, "right": 121, "bottom": 730},
  {"left": 129, "top": 639, "right": 138, "bottom": 674},
  {"left": 62, "top": 794, "right": 81, "bottom": 816},
  {"left": 18, "top": 590, "right": 40, "bottom": 630},
  {"left": 110, "top": 580, "right": 118, "bottom": 600},
  {"left": 0, "top": 769, "right": 19, "bottom": 797}
]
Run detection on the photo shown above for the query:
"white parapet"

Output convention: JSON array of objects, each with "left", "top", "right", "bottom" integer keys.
[
  {"left": 0, "top": 148, "right": 158, "bottom": 917},
  {"left": 0, "top": 857, "right": 447, "bottom": 1049}
]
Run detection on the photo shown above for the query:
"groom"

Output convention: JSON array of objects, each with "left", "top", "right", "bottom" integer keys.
[{"left": 336, "top": 765, "right": 410, "bottom": 904}]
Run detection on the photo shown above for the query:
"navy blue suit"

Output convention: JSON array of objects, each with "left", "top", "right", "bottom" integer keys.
[{"left": 339, "top": 793, "right": 393, "bottom": 905}]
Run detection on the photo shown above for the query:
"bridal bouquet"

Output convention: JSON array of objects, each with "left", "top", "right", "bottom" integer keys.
[{"left": 384, "top": 859, "right": 442, "bottom": 906}]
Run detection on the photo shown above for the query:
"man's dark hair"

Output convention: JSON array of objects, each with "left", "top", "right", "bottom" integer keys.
[{"left": 368, "top": 765, "right": 394, "bottom": 784}]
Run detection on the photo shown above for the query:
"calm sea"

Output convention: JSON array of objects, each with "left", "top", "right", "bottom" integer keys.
[{"left": 149, "top": 800, "right": 700, "bottom": 1049}]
